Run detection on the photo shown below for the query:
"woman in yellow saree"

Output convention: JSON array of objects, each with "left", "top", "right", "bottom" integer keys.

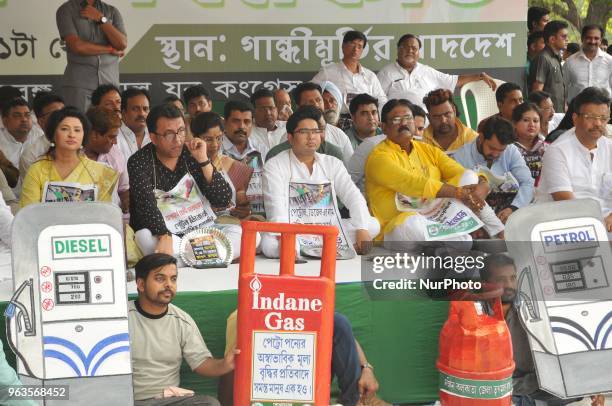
[{"left": 20, "top": 107, "right": 118, "bottom": 208}]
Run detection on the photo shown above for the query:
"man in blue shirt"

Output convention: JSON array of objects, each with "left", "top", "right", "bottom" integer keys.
[{"left": 453, "top": 117, "right": 534, "bottom": 224}]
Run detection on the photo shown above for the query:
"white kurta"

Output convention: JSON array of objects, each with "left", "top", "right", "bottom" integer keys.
[
  {"left": 118, "top": 123, "right": 151, "bottom": 163},
  {"left": 312, "top": 62, "right": 388, "bottom": 113},
  {"left": 377, "top": 61, "right": 458, "bottom": 109},
  {"left": 564, "top": 49, "right": 612, "bottom": 102},
  {"left": 536, "top": 128, "right": 612, "bottom": 217},
  {"left": 250, "top": 121, "right": 287, "bottom": 153}
]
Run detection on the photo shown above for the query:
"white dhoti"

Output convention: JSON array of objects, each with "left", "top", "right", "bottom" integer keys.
[
  {"left": 384, "top": 170, "right": 504, "bottom": 252},
  {"left": 260, "top": 216, "right": 380, "bottom": 259}
]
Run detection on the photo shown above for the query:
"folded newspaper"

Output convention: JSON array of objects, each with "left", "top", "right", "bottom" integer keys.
[{"left": 476, "top": 165, "right": 519, "bottom": 193}]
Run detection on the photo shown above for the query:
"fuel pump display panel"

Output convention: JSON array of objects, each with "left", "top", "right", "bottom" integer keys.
[
  {"left": 550, "top": 256, "right": 608, "bottom": 293},
  {"left": 55, "top": 272, "right": 89, "bottom": 304}
]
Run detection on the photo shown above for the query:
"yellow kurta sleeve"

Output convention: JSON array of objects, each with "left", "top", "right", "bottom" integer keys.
[
  {"left": 20, "top": 160, "right": 48, "bottom": 208},
  {"left": 95, "top": 164, "right": 119, "bottom": 203}
]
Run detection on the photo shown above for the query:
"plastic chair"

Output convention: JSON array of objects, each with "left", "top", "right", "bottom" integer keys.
[{"left": 460, "top": 79, "right": 505, "bottom": 129}]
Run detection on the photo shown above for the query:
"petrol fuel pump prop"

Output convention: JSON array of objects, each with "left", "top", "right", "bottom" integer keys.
[
  {"left": 505, "top": 198, "right": 612, "bottom": 399},
  {"left": 234, "top": 221, "right": 337, "bottom": 406},
  {"left": 6, "top": 203, "right": 133, "bottom": 406}
]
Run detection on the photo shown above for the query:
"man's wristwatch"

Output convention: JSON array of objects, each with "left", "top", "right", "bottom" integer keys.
[
  {"left": 361, "top": 362, "right": 374, "bottom": 371},
  {"left": 199, "top": 159, "right": 211, "bottom": 168},
  {"left": 99, "top": 15, "right": 108, "bottom": 24}
]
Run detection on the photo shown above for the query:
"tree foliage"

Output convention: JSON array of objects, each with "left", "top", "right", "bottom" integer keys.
[{"left": 530, "top": 0, "right": 611, "bottom": 40}]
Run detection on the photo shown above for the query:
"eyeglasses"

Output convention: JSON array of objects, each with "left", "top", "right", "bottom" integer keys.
[
  {"left": 158, "top": 127, "right": 186, "bottom": 141},
  {"left": 388, "top": 115, "right": 414, "bottom": 125},
  {"left": 294, "top": 128, "right": 324, "bottom": 136},
  {"left": 577, "top": 113, "right": 610, "bottom": 123},
  {"left": 429, "top": 111, "right": 454, "bottom": 121}
]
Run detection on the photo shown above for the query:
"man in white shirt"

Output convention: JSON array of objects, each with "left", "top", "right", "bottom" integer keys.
[
  {"left": 19, "top": 92, "right": 65, "bottom": 177},
  {"left": 377, "top": 34, "right": 497, "bottom": 109},
  {"left": 249, "top": 88, "right": 286, "bottom": 152},
  {"left": 222, "top": 100, "right": 266, "bottom": 161},
  {"left": 312, "top": 30, "right": 387, "bottom": 113},
  {"left": 285, "top": 82, "right": 354, "bottom": 164},
  {"left": 0, "top": 98, "right": 41, "bottom": 169},
  {"left": 261, "top": 106, "right": 379, "bottom": 258},
  {"left": 564, "top": 25, "right": 612, "bottom": 102},
  {"left": 0, "top": 191, "right": 13, "bottom": 280},
  {"left": 536, "top": 87, "right": 611, "bottom": 233},
  {"left": 118, "top": 87, "right": 151, "bottom": 161}
]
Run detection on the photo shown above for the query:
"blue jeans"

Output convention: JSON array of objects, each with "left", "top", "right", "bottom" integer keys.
[{"left": 331, "top": 312, "right": 361, "bottom": 406}]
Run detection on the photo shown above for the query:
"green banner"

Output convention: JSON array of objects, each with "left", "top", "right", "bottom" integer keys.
[
  {"left": 121, "top": 22, "right": 526, "bottom": 74},
  {"left": 439, "top": 371, "right": 513, "bottom": 400}
]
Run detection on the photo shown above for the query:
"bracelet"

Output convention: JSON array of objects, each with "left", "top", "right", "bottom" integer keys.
[
  {"left": 361, "top": 362, "right": 374, "bottom": 371},
  {"left": 198, "top": 159, "right": 211, "bottom": 168}
]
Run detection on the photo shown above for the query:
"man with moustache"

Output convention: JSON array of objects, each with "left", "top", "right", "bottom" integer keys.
[
  {"left": 480, "top": 254, "right": 604, "bottom": 405},
  {"left": 91, "top": 84, "right": 122, "bottom": 118},
  {"left": 536, "top": 87, "right": 612, "bottom": 235},
  {"left": 321, "top": 81, "right": 343, "bottom": 127},
  {"left": 118, "top": 88, "right": 151, "bottom": 161},
  {"left": 365, "top": 99, "right": 503, "bottom": 251},
  {"left": 377, "top": 34, "right": 497, "bottom": 109},
  {"left": 564, "top": 25, "right": 612, "bottom": 102},
  {"left": 249, "top": 88, "right": 287, "bottom": 152},
  {"left": 129, "top": 253, "right": 236, "bottom": 405}
]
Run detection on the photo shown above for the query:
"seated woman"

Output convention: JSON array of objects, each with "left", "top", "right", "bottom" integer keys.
[
  {"left": 512, "top": 102, "right": 547, "bottom": 183},
  {"left": 20, "top": 107, "right": 118, "bottom": 208},
  {"left": 190, "top": 112, "right": 254, "bottom": 220}
]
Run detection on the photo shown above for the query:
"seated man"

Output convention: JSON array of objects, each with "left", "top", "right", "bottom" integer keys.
[
  {"left": 411, "top": 104, "right": 427, "bottom": 140},
  {"left": 129, "top": 253, "right": 237, "bottom": 406},
  {"left": 377, "top": 33, "right": 497, "bottom": 109},
  {"left": 118, "top": 87, "right": 151, "bottom": 162},
  {"left": 492, "top": 82, "right": 524, "bottom": 123},
  {"left": 345, "top": 93, "right": 383, "bottom": 149},
  {"left": 527, "top": 90, "right": 563, "bottom": 136},
  {"left": 536, "top": 87, "right": 611, "bottom": 234},
  {"left": 265, "top": 113, "right": 344, "bottom": 163},
  {"left": 321, "top": 80, "right": 343, "bottom": 127},
  {"left": 249, "top": 88, "right": 287, "bottom": 152},
  {"left": 365, "top": 99, "right": 503, "bottom": 251},
  {"left": 453, "top": 117, "right": 534, "bottom": 224},
  {"left": 261, "top": 106, "right": 380, "bottom": 258},
  {"left": 127, "top": 104, "right": 239, "bottom": 260},
  {"left": 273, "top": 88, "right": 293, "bottom": 121},
  {"left": 19, "top": 92, "right": 65, "bottom": 177},
  {"left": 84, "top": 106, "right": 129, "bottom": 214},
  {"left": 219, "top": 311, "right": 379, "bottom": 406},
  {"left": 312, "top": 30, "right": 387, "bottom": 114},
  {"left": 421, "top": 89, "right": 477, "bottom": 155},
  {"left": 285, "top": 82, "right": 354, "bottom": 164},
  {"left": 480, "top": 254, "right": 605, "bottom": 406},
  {"left": 183, "top": 84, "right": 212, "bottom": 139}
]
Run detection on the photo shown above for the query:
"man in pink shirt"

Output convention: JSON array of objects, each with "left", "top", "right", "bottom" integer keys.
[{"left": 84, "top": 106, "right": 129, "bottom": 214}]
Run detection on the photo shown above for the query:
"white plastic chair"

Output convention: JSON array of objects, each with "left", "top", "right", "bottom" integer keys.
[{"left": 460, "top": 79, "right": 505, "bottom": 129}]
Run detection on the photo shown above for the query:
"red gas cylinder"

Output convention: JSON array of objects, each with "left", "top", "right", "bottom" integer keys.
[{"left": 437, "top": 298, "right": 515, "bottom": 405}]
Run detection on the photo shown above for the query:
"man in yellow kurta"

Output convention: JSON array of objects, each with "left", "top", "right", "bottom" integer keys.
[
  {"left": 365, "top": 99, "right": 504, "bottom": 250},
  {"left": 421, "top": 88, "right": 477, "bottom": 156}
]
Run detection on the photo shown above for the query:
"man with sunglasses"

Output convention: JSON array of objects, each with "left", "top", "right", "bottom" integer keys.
[
  {"left": 365, "top": 99, "right": 504, "bottom": 251},
  {"left": 127, "top": 103, "right": 232, "bottom": 258},
  {"left": 536, "top": 87, "right": 612, "bottom": 235}
]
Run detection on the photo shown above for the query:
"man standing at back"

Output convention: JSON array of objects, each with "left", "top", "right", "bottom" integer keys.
[
  {"left": 529, "top": 20, "right": 568, "bottom": 113},
  {"left": 56, "top": 0, "right": 127, "bottom": 112},
  {"left": 312, "top": 30, "right": 387, "bottom": 114},
  {"left": 564, "top": 25, "right": 612, "bottom": 103}
]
